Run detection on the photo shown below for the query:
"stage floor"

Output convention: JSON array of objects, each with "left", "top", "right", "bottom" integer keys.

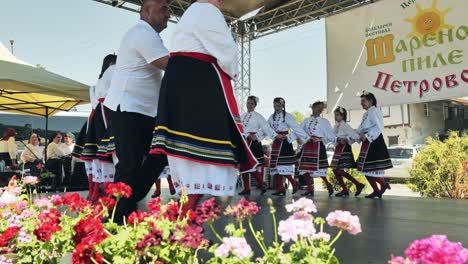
[{"left": 139, "top": 190, "right": 468, "bottom": 264}]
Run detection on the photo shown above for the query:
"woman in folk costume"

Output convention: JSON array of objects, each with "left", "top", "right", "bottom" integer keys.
[
  {"left": 356, "top": 91, "right": 393, "bottom": 199},
  {"left": 297, "top": 101, "right": 334, "bottom": 196},
  {"left": 238, "top": 95, "right": 276, "bottom": 196},
  {"left": 149, "top": 0, "right": 257, "bottom": 214},
  {"left": 73, "top": 54, "right": 117, "bottom": 201},
  {"left": 151, "top": 165, "right": 176, "bottom": 198},
  {"left": 268, "top": 97, "right": 308, "bottom": 196},
  {"left": 330, "top": 107, "right": 366, "bottom": 197}
]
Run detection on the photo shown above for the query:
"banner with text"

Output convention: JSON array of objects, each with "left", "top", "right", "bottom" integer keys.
[{"left": 326, "top": 0, "right": 467, "bottom": 110}]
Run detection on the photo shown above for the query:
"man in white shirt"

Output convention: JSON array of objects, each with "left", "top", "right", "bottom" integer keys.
[{"left": 104, "top": 0, "right": 170, "bottom": 221}]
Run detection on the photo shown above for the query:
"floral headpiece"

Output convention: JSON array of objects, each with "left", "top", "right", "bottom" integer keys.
[{"left": 335, "top": 106, "right": 345, "bottom": 114}]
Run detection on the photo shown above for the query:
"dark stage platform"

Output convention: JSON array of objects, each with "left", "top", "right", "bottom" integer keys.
[
  {"left": 61, "top": 189, "right": 467, "bottom": 263},
  {"left": 141, "top": 190, "right": 468, "bottom": 264}
]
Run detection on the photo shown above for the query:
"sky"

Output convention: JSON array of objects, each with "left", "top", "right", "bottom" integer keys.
[{"left": 0, "top": 0, "right": 327, "bottom": 118}]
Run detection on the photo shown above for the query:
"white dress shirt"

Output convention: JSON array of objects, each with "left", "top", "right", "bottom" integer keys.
[
  {"left": 357, "top": 106, "right": 385, "bottom": 142},
  {"left": 0, "top": 137, "right": 17, "bottom": 160},
  {"left": 47, "top": 142, "right": 64, "bottom": 160},
  {"left": 268, "top": 112, "right": 308, "bottom": 143},
  {"left": 171, "top": 2, "right": 239, "bottom": 80},
  {"left": 21, "top": 143, "right": 43, "bottom": 163},
  {"left": 300, "top": 116, "right": 336, "bottom": 143},
  {"left": 241, "top": 111, "right": 277, "bottom": 141},
  {"left": 104, "top": 20, "right": 169, "bottom": 117},
  {"left": 95, "top": 65, "right": 115, "bottom": 100},
  {"left": 334, "top": 121, "right": 360, "bottom": 144}
]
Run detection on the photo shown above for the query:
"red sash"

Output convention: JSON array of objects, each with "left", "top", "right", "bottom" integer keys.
[
  {"left": 356, "top": 140, "right": 370, "bottom": 171},
  {"left": 298, "top": 140, "right": 320, "bottom": 171},
  {"left": 330, "top": 143, "right": 346, "bottom": 168},
  {"left": 269, "top": 131, "right": 288, "bottom": 169}
]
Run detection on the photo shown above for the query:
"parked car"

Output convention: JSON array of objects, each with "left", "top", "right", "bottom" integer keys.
[{"left": 385, "top": 145, "right": 423, "bottom": 179}]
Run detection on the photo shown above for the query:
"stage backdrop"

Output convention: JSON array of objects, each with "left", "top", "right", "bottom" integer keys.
[{"left": 326, "top": 0, "right": 468, "bottom": 110}]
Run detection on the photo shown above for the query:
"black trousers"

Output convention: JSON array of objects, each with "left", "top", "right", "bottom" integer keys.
[{"left": 107, "top": 106, "right": 167, "bottom": 215}]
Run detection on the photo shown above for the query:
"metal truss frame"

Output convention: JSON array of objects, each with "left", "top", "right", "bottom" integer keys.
[{"left": 93, "top": 0, "right": 379, "bottom": 110}]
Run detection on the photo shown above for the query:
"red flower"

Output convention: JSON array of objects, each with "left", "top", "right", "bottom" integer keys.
[
  {"left": 62, "top": 193, "right": 89, "bottom": 212},
  {"left": 195, "top": 197, "right": 221, "bottom": 225},
  {"left": 104, "top": 182, "right": 132, "bottom": 199},
  {"left": 175, "top": 224, "right": 208, "bottom": 249},
  {"left": 38, "top": 208, "right": 61, "bottom": 225},
  {"left": 186, "top": 209, "right": 198, "bottom": 224},
  {"left": 34, "top": 222, "right": 62, "bottom": 242},
  {"left": 73, "top": 216, "right": 105, "bottom": 244},
  {"left": 163, "top": 201, "right": 180, "bottom": 222},
  {"left": 225, "top": 198, "right": 260, "bottom": 221},
  {"left": 98, "top": 197, "right": 116, "bottom": 211},
  {"left": 0, "top": 226, "right": 20, "bottom": 247},
  {"left": 128, "top": 210, "right": 151, "bottom": 224},
  {"left": 72, "top": 240, "right": 104, "bottom": 264},
  {"left": 147, "top": 197, "right": 162, "bottom": 215},
  {"left": 136, "top": 228, "right": 163, "bottom": 251}
]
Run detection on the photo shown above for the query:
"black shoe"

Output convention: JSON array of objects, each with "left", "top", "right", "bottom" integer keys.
[
  {"left": 365, "top": 192, "right": 378, "bottom": 199},
  {"left": 355, "top": 183, "right": 365, "bottom": 197},
  {"left": 292, "top": 183, "right": 299, "bottom": 195},
  {"left": 327, "top": 185, "right": 334, "bottom": 197},
  {"left": 271, "top": 190, "right": 286, "bottom": 196},
  {"left": 151, "top": 191, "right": 161, "bottom": 198},
  {"left": 301, "top": 191, "right": 314, "bottom": 196},
  {"left": 377, "top": 183, "right": 391, "bottom": 199},
  {"left": 238, "top": 190, "right": 251, "bottom": 195},
  {"left": 335, "top": 191, "right": 349, "bottom": 197},
  {"left": 260, "top": 186, "right": 267, "bottom": 195}
]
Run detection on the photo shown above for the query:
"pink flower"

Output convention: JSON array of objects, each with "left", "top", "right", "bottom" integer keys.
[
  {"left": 214, "top": 243, "right": 230, "bottom": 258},
  {"left": 312, "top": 232, "right": 331, "bottom": 242},
  {"left": 388, "top": 255, "right": 406, "bottom": 264},
  {"left": 214, "top": 237, "right": 252, "bottom": 259},
  {"left": 0, "top": 202, "right": 6, "bottom": 209},
  {"left": 174, "top": 224, "right": 208, "bottom": 249},
  {"left": 10, "top": 186, "right": 22, "bottom": 196},
  {"left": 22, "top": 176, "right": 38, "bottom": 185},
  {"left": 225, "top": 198, "right": 260, "bottom": 221},
  {"left": 34, "top": 198, "right": 53, "bottom": 208},
  {"left": 326, "top": 210, "right": 361, "bottom": 235},
  {"left": 278, "top": 215, "right": 316, "bottom": 243},
  {"left": 285, "top": 198, "right": 317, "bottom": 213},
  {"left": 404, "top": 235, "right": 468, "bottom": 264},
  {"left": 50, "top": 195, "right": 63, "bottom": 205},
  {"left": 17, "top": 201, "right": 28, "bottom": 210},
  {"left": 195, "top": 197, "right": 221, "bottom": 225}
]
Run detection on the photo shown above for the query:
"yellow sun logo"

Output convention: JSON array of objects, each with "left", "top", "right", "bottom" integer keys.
[{"left": 404, "top": 0, "right": 453, "bottom": 38}]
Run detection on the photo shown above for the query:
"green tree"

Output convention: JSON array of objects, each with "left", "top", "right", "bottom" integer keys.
[{"left": 408, "top": 131, "right": 468, "bottom": 199}]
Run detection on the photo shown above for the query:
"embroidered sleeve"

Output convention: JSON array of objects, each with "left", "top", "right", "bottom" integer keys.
[
  {"left": 323, "top": 119, "right": 337, "bottom": 144},
  {"left": 286, "top": 114, "right": 308, "bottom": 143},
  {"left": 365, "top": 108, "right": 384, "bottom": 142},
  {"left": 343, "top": 123, "right": 360, "bottom": 144},
  {"left": 258, "top": 113, "right": 277, "bottom": 140},
  {"left": 194, "top": 6, "right": 239, "bottom": 79}
]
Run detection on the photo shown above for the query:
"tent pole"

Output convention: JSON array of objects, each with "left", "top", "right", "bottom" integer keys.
[{"left": 45, "top": 107, "right": 49, "bottom": 161}]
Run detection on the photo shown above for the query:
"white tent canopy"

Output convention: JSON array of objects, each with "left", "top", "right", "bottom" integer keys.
[{"left": 0, "top": 41, "right": 89, "bottom": 117}]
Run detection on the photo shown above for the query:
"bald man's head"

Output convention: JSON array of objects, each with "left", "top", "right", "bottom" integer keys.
[{"left": 140, "top": 0, "right": 170, "bottom": 33}]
